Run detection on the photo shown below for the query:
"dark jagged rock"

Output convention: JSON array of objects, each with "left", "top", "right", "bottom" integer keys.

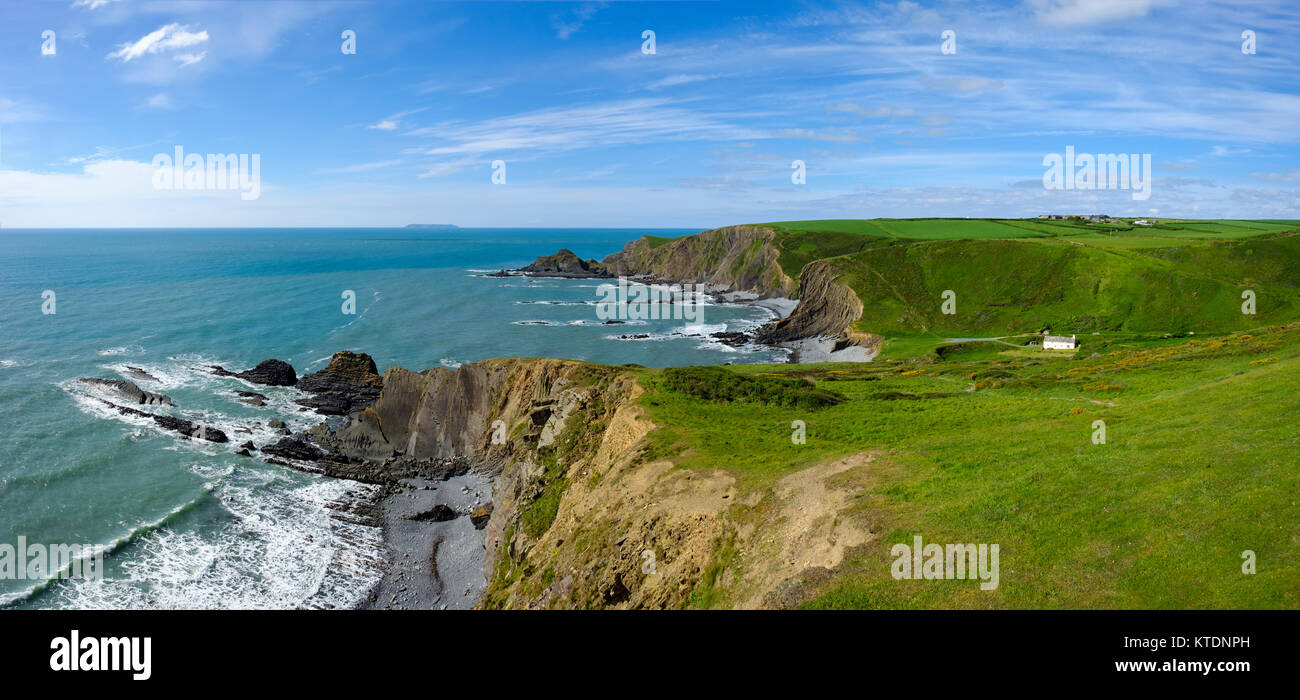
[
  {"left": 235, "top": 390, "right": 267, "bottom": 406},
  {"left": 239, "top": 440, "right": 256, "bottom": 451},
  {"left": 268, "top": 419, "right": 286, "bottom": 430},
  {"left": 123, "top": 366, "right": 160, "bottom": 383},
  {"left": 403, "top": 504, "right": 458, "bottom": 522},
  {"left": 518, "top": 249, "right": 610, "bottom": 278},
  {"left": 78, "top": 378, "right": 173, "bottom": 406},
  {"left": 210, "top": 359, "right": 297, "bottom": 386},
  {"left": 95, "top": 399, "right": 227, "bottom": 442},
  {"left": 261, "top": 434, "right": 325, "bottom": 462},
  {"left": 236, "top": 449, "right": 252, "bottom": 457},
  {"left": 276, "top": 452, "right": 471, "bottom": 486},
  {"left": 295, "top": 351, "right": 384, "bottom": 416},
  {"left": 710, "top": 331, "right": 749, "bottom": 347}
]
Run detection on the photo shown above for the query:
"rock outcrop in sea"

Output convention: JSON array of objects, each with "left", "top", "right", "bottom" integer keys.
[
  {"left": 295, "top": 350, "right": 384, "bottom": 415},
  {"left": 95, "top": 398, "right": 228, "bottom": 442},
  {"left": 78, "top": 377, "right": 173, "bottom": 406},
  {"left": 210, "top": 358, "right": 298, "bottom": 386},
  {"left": 518, "top": 248, "right": 609, "bottom": 278}
]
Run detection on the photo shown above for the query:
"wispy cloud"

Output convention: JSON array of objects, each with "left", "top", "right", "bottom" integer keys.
[
  {"left": 1251, "top": 169, "right": 1300, "bottom": 182},
  {"left": 72, "top": 0, "right": 120, "bottom": 10},
  {"left": 107, "top": 24, "right": 210, "bottom": 62},
  {"left": 405, "top": 98, "right": 760, "bottom": 159},
  {"left": 553, "top": 3, "right": 603, "bottom": 40},
  {"left": 1026, "top": 0, "right": 1173, "bottom": 27},
  {"left": 829, "top": 104, "right": 916, "bottom": 119},
  {"left": 368, "top": 108, "right": 429, "bottom": 132},
  {"left": 322, "top": 160, "right": 406, "bottom": 174},
  {"left": 174, "top": 52, "right": 206, "bottom": 67},
  {"left": 647, "top": 74, "right": 714, "bottom": 90},
  {"left": 145, "top": 93, "right": 176, "bottom": 110}
]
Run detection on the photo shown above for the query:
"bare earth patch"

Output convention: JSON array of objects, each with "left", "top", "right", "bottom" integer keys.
[{"left": 735, "top": 451, "right": 877, "bottom": 609}]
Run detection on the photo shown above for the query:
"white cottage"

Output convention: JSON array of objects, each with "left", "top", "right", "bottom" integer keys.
[{"left": 1043, "top": 333, "right": 1078, "bottom": 350}]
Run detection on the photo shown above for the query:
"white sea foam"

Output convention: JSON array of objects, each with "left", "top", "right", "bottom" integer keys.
[
  {"left": 97, "top": 345, "right": 144, "bottom": 357},
  {"left": 48, "top": 465, "right": 384, "bottom": 610}
]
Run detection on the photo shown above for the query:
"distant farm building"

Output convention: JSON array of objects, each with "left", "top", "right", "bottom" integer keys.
[
  {"left": 1038, "top": 214, "right": 1109, "bottom": 222},
  {"left": 1043, "top": 333, "right": 1079, "bottom": 350}
]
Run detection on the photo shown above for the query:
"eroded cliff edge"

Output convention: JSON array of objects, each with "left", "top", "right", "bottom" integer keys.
[{"left": 311, "top": 357, "right": 871, "bottom": 609}]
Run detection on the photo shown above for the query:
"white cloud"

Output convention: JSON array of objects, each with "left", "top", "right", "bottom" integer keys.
[
  {"left": 174, "top": 52, "right": 206, "bottom": 67},
  {"left": 321, "top": 160, "right": 405, "bottom": 174},
  {"left": 1026, "top": 0, "right": 1170, "bottom": 27},
  {"left": 929, "top": 76, "right": 1005, "bottom": 93},
  {"left": 647, "top": 74, "right": 713, "bottom": 90},
  {"left": 830, "top": 104, "right": 916, "bottom": 119},
  {"left": 1210, "top": 145, "right": 1251, "bottom": 156},
  {"left": 73, "top": 0, "right": 120, "bottom": 9},
  {"left": 1250, "top": 169, "right": 1300, "bottom": 182},
  {"left": 145, "top": 93, "right": 176, "bottom": 110},
  {"left": 405, "top": 98, "right": 762, "bottom": 159},
  {"left": 367, "top": 108, "right": 428, "bottom": 132},
  {"left": 553, "top": 3, "right": 602, "bottom": 40},
  {"left": 107, "top": 24, "right": 210, "bottom": 63}
]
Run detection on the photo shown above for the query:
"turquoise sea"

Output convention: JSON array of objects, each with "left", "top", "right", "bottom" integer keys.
[{"left": 0, "top": 228, "right": 786, "bottom": 609}]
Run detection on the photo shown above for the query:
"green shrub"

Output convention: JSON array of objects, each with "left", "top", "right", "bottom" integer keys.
[{"left": 658, "top": 366, "right": 844, "bottom": 409}]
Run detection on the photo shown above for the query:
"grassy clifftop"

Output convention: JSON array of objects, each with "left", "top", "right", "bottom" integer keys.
[
  {"left": 468, "top": 218, "right": 1300, "bottom": 609},
  {"left": 472, "top": 321, "right": 1300, "bottom": 608},
  {"left": 739, "top": 219, "right": 1300, "bottom": 351},
  {"left": 636, "top": 320, "right": 1300, "bottom": 609}
]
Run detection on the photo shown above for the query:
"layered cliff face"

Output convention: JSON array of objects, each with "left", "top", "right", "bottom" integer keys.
[
  {"left": 343, "top": 356, "right": 872, "bottom": 609},
  {"left": 354, "top": 358, "right": 723, "bottom": 608},
  {"left": 756, "top": 260, "right": 881, "bottom": 356},
  {"left": 602, "top": 225, "right": 796, "bottom": 298}
]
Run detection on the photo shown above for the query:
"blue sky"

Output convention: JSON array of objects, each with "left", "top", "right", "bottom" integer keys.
[{"left": 1, "top": 0, "right": 1298, "bottom": 227}]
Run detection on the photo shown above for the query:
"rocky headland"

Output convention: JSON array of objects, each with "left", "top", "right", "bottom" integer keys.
[{"left": 512, "top": 224, "right": 879, "bottom": 362}]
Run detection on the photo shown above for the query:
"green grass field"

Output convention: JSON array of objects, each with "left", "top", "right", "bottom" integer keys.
[
  {"left": 637, "top": 321, "right": 1300, "bottom": 608},
  {"left": 750, "top": 219, "right": 1300, "bottom": 346},
  {"left": 613, "top": 218, "right": 1300, "bottom": 608}
]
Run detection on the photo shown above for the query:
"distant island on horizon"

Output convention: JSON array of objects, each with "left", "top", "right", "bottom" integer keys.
[{"left": 404, "top": 224, "right": 460, "bottom": 230}]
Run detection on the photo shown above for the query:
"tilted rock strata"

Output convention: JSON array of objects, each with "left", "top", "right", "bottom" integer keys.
[
  {"left": 756, "top": 260, "right": 879, "bottom": 353},
  {"left": 601, "top": 225, "right": 795, "bottom": 298}
]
